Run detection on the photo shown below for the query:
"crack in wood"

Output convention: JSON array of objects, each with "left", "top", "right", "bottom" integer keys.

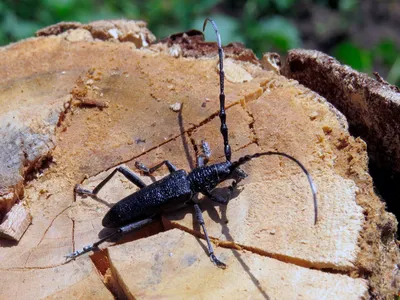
[
  {"left": 169, "top": 222, "right": 352, "bottom": 276},
  {"left": 36, "top": 206, "right": 71, "bottom": 248},
  {"left": 3, "top": 74, "right": 336, "bottom": 284},
  {"left": 0, "top": 261, "right": 71, "bottom": 271},
  {"left": 20, "top": 205, "right": 72, "bottom": 268}
]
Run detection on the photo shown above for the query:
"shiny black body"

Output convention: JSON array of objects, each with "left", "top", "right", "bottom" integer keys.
[
  {"left": 102, "top": 162, "right": 232, "bottom": 228},
  {"left": 102, "top": 170, "right": 191, "bottom": 227}
]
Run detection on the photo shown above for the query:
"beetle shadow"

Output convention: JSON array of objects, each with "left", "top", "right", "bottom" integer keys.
[
  {"left": 78, "top": 194, "right": 114, "bottom": 208},
  {"left": 96, "top": 218, "right": 163, "bottom": 244},
  {"left": 76, "top": 103, "right": 193, "bottom": 246},
  {"left": 0, "top": 239, "right": 19, "bottom": 248},
  {"left": 175, "top": 101, "right": 269, "bottom": 298},
  {"left": 139, "top": 103, "right": 194, "bottom": 184},
  {"left": 167, "top": 185, "right": 269, "bottom": 299},
  {"left": 205, "top": 188, "right": 270, "bottom": 299},
  {"left": 178, "top": 103, "right": 195, "bottom": 170}
]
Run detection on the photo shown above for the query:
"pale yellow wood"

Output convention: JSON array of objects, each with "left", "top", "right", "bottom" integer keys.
[
  {"left": 0, "top": 202, "right": 31, "bottom": 241},
  {"left": 108, "top": 229, "right": 368, "bottom": 299},
  {"left": 0, "top": 19, "right": 397, "bottom": 299}
]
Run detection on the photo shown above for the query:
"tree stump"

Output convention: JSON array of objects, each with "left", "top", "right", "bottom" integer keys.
[{"left": 0, "top": 20, "right": 398, "bottom": 299}]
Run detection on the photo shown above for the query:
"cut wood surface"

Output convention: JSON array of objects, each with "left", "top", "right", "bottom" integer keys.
[
  {"left": 0, "top": 202, "right": 31, "bottom": 240},
  {"left": 0, "top": 20, "right": 398, "bottom": 299},
  {"left": 108, "top": 229, "right": 368, "bottom": 299}
]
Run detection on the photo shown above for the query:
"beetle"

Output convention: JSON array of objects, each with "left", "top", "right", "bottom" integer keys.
[{"left": 66, "top": 18, "right": 317, "bottom": 269}]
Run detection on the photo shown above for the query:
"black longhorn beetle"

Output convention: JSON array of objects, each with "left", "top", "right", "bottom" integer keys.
[{"left": 67, "top": 18, "right": 318, "bottom": 269}]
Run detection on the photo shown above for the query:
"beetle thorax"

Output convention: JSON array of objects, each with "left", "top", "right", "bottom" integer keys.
[{"left": 187, "top": 162, "right": 232, "bottom": 193}]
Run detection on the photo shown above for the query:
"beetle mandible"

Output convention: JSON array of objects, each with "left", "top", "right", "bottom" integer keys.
[{"left": 67, "top": 18, "right": 318, "bottom": 269}]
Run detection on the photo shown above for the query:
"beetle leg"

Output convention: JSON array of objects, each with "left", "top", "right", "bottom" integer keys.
[
  {"left": 75, "top": 165, "right": 147, "bottom": 196},
  {"left": 201, "top": 190, "right": 229, "bottom": 205},
  {"left": 135, "top": 160, "right": 178, "bottom": 175},
  {"left": 65, "top": 218, "right": 154, "bottom": 260},
  {"left": 225, "top": 167, "right": 248, "bottom": 194},
  {"left": 193, "top": 203, "right": 226, "bottom": 269},
  {"left": 196, "top": 155, "right": 207, "bottom": 168},
  {"left": 197, "top": 140, "right": 211, "bottom": 167},
  {"left": 199, "top": 166, "right": 247, "bottom": 205}
]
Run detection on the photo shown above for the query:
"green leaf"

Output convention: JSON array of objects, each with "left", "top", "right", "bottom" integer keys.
[
  {"left": 0, "top": 30, "right": 7, "bottom": 45},
  {"left": 0, "top": 2, "right": 6, "bottom": 12},
  {"left": 172, "top": 0, "right": 195, "bottom": 28},
  {"left": 194, "top": 0, "right": 221, "bottom": 13},
  {"left": 258, "top": 16, "right": 301, "bottom": 51},
  {"left": 387, "top": 57, "right": 400, "bottom": 85},
  {"left": 154, "top": 24, "right": 182, "bottom": 40},
  {"left": 333, "top": 41, "right": 372, "bottom": 72},
  {"left": 339, "top": 0, "right": 358, "bottom": 12},
  {"left": 2, "top": 11, "right": 41, "bottom": 40},
  {"left": 41, "top": 0, "right": 79, "bottom": 18},
  {"left": 117, "top": 1, "right": 140, "bottom": 18},
  {"left": 373, "top": 39, "right": 399, "bottom": 66},
  {"left": 244, "top": 0, "right": 270, "bottom": 19},
  {"left": 193, "top": 14, "right": 244, "bottom": 45},
  {"left": 272, "top": 0, "right": 295, "bottom": 12},
  {"left": 74, "top": 6, "right": 123, "bottom": 23}
]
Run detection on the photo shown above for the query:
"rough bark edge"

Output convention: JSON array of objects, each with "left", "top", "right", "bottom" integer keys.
[
  {"left": 36, "top": 19, "right": 156, "bottom": 47},
  {"left": 158, "top": 29, "right": 260, "bottom": 64},
  {"left": 281, "top": 49, "right": 400, "bottom": 174}
]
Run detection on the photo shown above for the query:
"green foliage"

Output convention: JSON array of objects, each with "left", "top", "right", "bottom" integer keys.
[
  {"left": 333, "top": 39, "right": 400, "bottom": 85},
  {"left": 2, "top": 10, "right": 41, "bottom": 40},
  {"left": 374, "top": 39, "right": 399, "bottom": 67},
  {"left": 0, "top": 0, "right": 128, "bottom": 43},
  {"left": 338, "top": 0, "right": 358, "bottom": 12},
  {"left": 387, "top": 58, "right": 400, "bottom": 86},
  {"left": 140, "top": 0, "right": 221, "bottom": 38},
  {"left": 373, "top": 39, "right": 400, "bottom": 85},
  {"left": 333, "top": 41, "right": 373, "bottom": 73},
  {"left": 272, "top": 0, "right": 296, "bottom": 12},
  {"left": 257, "top": 16, "right": 300, "bottom": 51},
  {"left": 193, "top": 14, "right": 243, "bottom": 45},
  {"left": 0, "top": 0, "right": 398, "bottom": 85}
]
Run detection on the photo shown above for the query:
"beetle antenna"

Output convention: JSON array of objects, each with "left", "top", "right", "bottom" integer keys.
[
  {"left": 203, "top": 18, "right": 231, "bottom": 162},
  {"left": 231, "top": 152, "right": 318, "bottom": 225}
]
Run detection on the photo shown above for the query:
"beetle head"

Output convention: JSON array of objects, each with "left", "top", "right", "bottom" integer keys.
[{"left": 215, "top": 162, "right": 248, "bottom": 184}]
